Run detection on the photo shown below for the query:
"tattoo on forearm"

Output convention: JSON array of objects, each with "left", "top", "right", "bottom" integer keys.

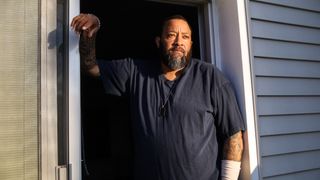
[
  {"left": 80, "top": 33, "right": 97, "bottom": 72},
  {"left": 223, "top": 131, "right": 243, "bottom": 161}
]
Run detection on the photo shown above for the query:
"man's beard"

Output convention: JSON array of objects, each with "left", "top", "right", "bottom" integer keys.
[{"left": 159, "top": 43, "right": 192, "bottom": 71}]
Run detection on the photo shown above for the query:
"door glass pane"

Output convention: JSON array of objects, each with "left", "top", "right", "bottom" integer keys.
[{"left": 0, "top": 1, "right": 40, "bottom": 179}]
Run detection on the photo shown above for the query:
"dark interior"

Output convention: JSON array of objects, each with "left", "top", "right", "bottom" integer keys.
[{"left": 80, "top": 1, "right": 199, "bottom": 179}]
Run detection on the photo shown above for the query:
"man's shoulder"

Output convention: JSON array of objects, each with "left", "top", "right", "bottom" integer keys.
[
  {"left": 191, "top": 58, "right": 230, "bottom": 85},
  {"left": 191, "top": 58, "right": 219, "bottom": 72},
  {"left": 130, "top": 57, "right": 161, "bottom": 75},
  {"left": 130, "top": 57, "right": 160, "bottom": 68}
]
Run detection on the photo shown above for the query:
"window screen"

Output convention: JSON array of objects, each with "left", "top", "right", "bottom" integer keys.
[{"left": 0, "top": 1, "right": 40, "bottom": 179}]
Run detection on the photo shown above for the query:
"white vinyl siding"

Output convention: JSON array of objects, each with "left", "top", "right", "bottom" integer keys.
[{"left": 248, "top": 0, "right": 320, "bottom": 179}]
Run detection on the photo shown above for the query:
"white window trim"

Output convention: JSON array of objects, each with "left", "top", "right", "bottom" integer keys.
[
  {"left": 68, "top": 0, "right": 82, "bottom": 179},
  {"left": 41, "top": 0, "right": 58, "bottom": 179},
  {"left": 41, "top": 0, "right": 82, "bottom": 179}
]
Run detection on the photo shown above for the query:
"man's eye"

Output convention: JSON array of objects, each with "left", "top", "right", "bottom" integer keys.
[
  {"left": 167, "top": 34, "right": 175, "bottom": 38},
  {"left": 183, "top": 35, "right": 190, "bottom": 39}
]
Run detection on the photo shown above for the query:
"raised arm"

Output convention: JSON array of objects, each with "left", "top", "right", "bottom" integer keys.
[
  {"left": 71, "top": 13, "right": 101, "bottom": 77},
  {"left": 221, "top": 130, "right": 244, "bottom": 180}
]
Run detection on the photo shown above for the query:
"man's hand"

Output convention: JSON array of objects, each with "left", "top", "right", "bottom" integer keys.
[
  {"left": 71, "top": 13, "right": 101, "bottom": 77},
  {"left": 71, "top": 13, "right": 100, "bottom": 38}
]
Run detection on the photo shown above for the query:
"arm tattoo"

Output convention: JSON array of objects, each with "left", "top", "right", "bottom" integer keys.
[
  {"left": 79, "top": 33, "right": 97, "bottom": 72},
  {"left": 223, "top": 131, "right": 243, "bottom": 161}
]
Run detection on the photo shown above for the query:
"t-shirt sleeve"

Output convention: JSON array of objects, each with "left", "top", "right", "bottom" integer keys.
[
  {"left": 213, "top": 80, "right": 246, "bottom": 142},
  {"left": 97, "top": 58, "right": 131, "bottom": 96}
]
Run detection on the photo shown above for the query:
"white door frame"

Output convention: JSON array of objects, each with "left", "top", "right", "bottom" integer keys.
[{"left": 68, "top": 0, "right": 82, "bottom": 179}]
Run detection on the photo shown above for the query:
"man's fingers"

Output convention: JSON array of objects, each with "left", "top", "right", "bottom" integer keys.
[
  {"left": 71, "top": 13, "right": 85, "bottom": 29},
  {"left": 71, "top": 13, "right": 100, "bottom": 37},
  {"left": 71, "top": 14, "right": 87, "bottom": 32},
  {"left": 75, "top": 14, "right": 89, "bottom": 32}
]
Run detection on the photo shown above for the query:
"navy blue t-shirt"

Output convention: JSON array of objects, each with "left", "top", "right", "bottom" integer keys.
[{"left": 98, "top": 58, "right": 246, "bottom": 180}]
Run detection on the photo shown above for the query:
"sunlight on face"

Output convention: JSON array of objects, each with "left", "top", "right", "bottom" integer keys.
[{"left": 160, "top": 19, "right": 193, "bottom": 70}]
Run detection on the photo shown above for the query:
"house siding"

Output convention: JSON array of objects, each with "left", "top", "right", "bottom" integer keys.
[{"left": 248, "top": 0, "right": 320, "bottom": 179}]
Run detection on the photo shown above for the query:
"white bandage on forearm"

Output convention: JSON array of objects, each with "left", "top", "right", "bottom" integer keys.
[{"left": 221, "top": 160, "right": 241, "bottom": 180}]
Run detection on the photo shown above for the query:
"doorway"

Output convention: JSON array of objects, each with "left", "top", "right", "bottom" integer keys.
[{"left": 80, "top": 1, "right": 200, "bottom": 179}]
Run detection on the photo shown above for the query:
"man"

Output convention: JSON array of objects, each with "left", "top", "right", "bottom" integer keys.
[{"left": 71, "top": 13, "right": 246, "bottom": 180}]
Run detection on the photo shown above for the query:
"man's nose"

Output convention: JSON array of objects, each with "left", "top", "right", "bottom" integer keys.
[{"left": 173, "top": 34, "right": 183, "bottom": 46}]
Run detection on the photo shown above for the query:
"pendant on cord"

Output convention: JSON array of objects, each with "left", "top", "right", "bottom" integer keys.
[{"left": 159, "top": 104, "right": 167, "bottom": 117}]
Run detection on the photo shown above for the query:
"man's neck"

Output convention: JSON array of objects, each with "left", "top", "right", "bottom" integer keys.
[{"left": 161, "top": 63, "right": 185, "bottom": 81}]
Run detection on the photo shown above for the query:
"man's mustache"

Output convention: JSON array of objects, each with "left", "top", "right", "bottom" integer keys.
[{"left": 169, "top": 47, "right": 185, "bottom": 54}]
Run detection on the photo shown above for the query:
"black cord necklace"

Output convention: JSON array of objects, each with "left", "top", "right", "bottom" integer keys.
[
  {"left": 158, "top": 59, "right": 190, "bottom": 117},
  {"left": 159, "top": 79, "right": 178, "bottom": 117}
]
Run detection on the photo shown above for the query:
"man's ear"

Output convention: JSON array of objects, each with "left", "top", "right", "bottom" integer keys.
[{"left": 155, "top": 36, "right": 160, "bottom": 48}]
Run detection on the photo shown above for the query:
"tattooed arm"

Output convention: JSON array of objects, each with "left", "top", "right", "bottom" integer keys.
[
  {"left": 79, "top": 31, "right": 100, "bottom": 76},
  {"left": 223, "top": 131, "right": 243, "bottom": 161},
  {"left": 71, "top": 13, "right": 101, "bottom": 77},
  {"left": 220, "top": 131, "right": 244, "bottom": 180}
]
